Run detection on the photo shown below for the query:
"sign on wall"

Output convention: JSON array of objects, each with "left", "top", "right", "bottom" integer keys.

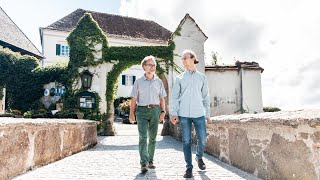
[
  {"left": 78, "top": 91, "right": 96, "bottom": 109},
  {"left": 44, "top": 86, "right": 65, "bottom": 97}
]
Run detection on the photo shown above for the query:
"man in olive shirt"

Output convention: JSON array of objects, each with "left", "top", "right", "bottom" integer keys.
[{"left": 129, "top": 55, "right": 166, "bottom": 173}]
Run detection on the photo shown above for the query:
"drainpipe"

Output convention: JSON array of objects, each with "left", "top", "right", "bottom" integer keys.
[{"left": 236, "top": 61, "right": 244, "bottom": 113}]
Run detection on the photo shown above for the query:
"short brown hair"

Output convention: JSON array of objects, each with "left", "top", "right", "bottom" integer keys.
[{"left": 182, "top": 50, "right": 199, "bottom": 64}]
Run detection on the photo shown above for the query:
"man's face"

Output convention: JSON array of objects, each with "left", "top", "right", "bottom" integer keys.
[
  {"left": 143, "top": 59, "right": 156, "bottom": 74},
  {"left": 181, "top": 53, "right": 194, "bottom": 68}
]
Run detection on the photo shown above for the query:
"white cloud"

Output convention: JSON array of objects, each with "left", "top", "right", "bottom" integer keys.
[{"left": 120, "top": 0, "right": 320, "bottom": 110}]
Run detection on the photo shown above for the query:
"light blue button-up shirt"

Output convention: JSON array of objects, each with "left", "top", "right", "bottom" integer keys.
[{"left": 170, "top": 70, "right": 210, "bottom": 118}]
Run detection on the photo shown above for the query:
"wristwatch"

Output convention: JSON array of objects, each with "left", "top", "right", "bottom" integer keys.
[{"left": 161, "top": 110, "right": 166, "bottom": 114}]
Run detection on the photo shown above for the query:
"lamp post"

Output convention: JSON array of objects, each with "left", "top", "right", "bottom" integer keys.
[{"left": 80, "top": 70, "right": 93, "bottom": 90}]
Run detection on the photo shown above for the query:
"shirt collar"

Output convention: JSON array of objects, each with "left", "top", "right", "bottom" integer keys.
[
  {"left": 186, "top": 69, "right": 197, "bottom": 74},
  {"left": 143, "top": 74, "right": 156, "bottom": 81}
]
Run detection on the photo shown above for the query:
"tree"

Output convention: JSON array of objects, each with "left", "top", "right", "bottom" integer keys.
[{"left": 211, "top": 51, "right": 218, "bottom": 65}]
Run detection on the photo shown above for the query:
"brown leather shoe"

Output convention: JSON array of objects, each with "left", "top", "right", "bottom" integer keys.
[
  {"left": 148, "top": 161, "right": 156, "bottom": 169},
  {"left": 141, "top": 164, "right": 148, "bottom": 173},
  {"left": 183, "top": 168, "right": 193, "bottom": 178}
]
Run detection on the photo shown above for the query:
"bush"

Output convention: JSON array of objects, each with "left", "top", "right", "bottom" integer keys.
[
  {"left": 0, "top": 113, "right": 12, "bottom": 117},
  {"left": 263, "top": 106, "right": 281, "bottom": 112},
  {"left": 10, "top": 109, "right": 22, "bottom": 115},
  {"left": 53, "top": 109, "right": 78, "bottom": 119},
  {"left": 23, "top": 111, "right": 33, "bottom": 118}
]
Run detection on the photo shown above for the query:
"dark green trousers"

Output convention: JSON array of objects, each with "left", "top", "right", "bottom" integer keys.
[{"left": 136, "top": 106, "right": 161, "bottom": 165}]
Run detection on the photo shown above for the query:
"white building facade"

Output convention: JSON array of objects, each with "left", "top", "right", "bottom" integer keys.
[
  {"left": 205, "top": 62, "right": 263, "bottom": 116},
  {"left": 40, "top": 9, "right": 171, "bottom": 98},
  {"left": 39, "top": 9, "right": 264, "bottom": 116},
  {"left": 169, "top": 14, "right": 263, "bottom": 116}
]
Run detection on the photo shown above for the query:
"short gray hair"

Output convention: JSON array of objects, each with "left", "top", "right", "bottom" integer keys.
[
  {"left": 141, "top": 55, "right": 157, "bottom": 67},
  {"left": 182, "top": 49, "right": 199, "bottom": 64}
]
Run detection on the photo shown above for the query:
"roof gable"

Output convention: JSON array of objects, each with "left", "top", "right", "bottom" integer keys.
[
  {"left": 0, "top": 7, "right": 42, "bottom": 59},
  {"left": 171, "top": 13, "right": 208, "bottom": 40},
  {"left": 43, "top": 9, "right": 172, "bottom": 43}
]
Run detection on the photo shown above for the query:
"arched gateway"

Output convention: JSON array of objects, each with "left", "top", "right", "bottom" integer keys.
[{"left": 66, "top": 13, "right": 179, "bottom": 135}]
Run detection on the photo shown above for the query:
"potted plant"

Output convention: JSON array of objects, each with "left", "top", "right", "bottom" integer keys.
[{"left": 119, "top": 99, "right": 131, "bottom": 124}]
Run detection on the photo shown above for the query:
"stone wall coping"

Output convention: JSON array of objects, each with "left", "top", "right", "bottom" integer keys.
[
  {"left": 209, "top": 109, "right": 320, "bottom": 127},
  {"left": 0, "top": 118, "right": 99, "bottom": 127}
]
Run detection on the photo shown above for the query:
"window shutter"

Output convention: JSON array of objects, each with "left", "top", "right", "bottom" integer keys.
[
  {"left": 122, "top": 75, "right": 126, "bottom": 85},
  {"left": 56, "top": 44, "right": 61, "bottom": 55},
  {"left": 132, "top": 76, "right": 136, "bottom": 84}
]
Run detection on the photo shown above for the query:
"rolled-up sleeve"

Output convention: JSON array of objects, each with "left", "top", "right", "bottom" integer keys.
[
  {"left": 202, "top": 76, "right": 210, "bottom": 118},
  {"left": 170, "top": 77, "right": 180, "bottom": 116},
  {"left": 130, "top": 80, "right": 138, "bottom": 98}
]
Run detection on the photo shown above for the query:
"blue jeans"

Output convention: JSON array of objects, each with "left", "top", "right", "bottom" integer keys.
[{"left": 179, "top": 116, "right": 207, "bottom": 169}]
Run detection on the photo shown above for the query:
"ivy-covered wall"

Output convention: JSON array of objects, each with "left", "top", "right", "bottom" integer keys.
[
  {"left": 0, "top": 12, "right": 177, "bottom": 135},
  {"left": 0, "top": 46, "right": 67, "bottom": 112},
  {"left": 65, "top": 13, "right": 177, "bottom": 134},
  {"left": 66, "top": 13, "right": 176, "bottom": 112}
]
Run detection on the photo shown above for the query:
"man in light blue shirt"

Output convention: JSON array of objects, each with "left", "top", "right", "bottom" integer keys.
[{"left": 171, "top": 50, "right": 210, "bottom": 178}]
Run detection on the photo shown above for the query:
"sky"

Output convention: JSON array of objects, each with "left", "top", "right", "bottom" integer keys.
[{"left": 1, "top": 0, "right": 320, "bottom": 110}]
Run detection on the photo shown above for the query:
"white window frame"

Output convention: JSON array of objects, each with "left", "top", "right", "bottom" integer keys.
[
  {"left": 125, "top": 75, "right": 133, "bottom": 86},
  {"left": 60, "top": 45, "right": 69, "bottom": 56}
]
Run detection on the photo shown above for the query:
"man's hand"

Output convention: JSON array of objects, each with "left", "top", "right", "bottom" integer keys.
[
  {"left": 129, "top": 113, "right": 136, "bottom": 124},
  {"left": 171, "top": 115, "right": 179, "bottom": 124},
  {"left": 206, "top": 117, "right": 210, "bottom": 124},
  {"left": 159, "top": 112, "right": 165, "bottom": 122}
]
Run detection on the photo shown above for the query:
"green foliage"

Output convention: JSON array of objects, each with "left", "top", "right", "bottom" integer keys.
[
  {"left": 65, "top": 13, "right": 176, "bottom": 119},
  {"left": 173, "top": 26, "right": 182, "bottom": 36},
  {"left": 67, "top": 13, "right": 109, "bottom": 68},
  {"left": 0, "top": 46, "right": 68, "bottom": 112},
  {"left": 0, "top": 113, "right": 12, "bottom": 117},
  {"left": 211, "top": 51, "right": 218, "bottom": 65},
  {"left": 0, "top": 12, "right": 177, "bottom": 130},
  {"left": 263, "top": 106, "right": 281, "bottom": 112},
  {"left": 0, "top": 85, "right": 3, "bottom": 99}
]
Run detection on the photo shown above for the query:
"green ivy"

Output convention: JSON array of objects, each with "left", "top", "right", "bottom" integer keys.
[
  {"left": 67, "top": 13, "right": 109, "bottom": 69},
  {"left": 0, "top": 85, "right": 3, "bottom": 99},
  {"left": 173, "top": 26, "right": 182, "bottom": 36},
  {"left": 0, "top": 12, "right": 178, "bottom": 135},
  {"left": 64, "top": 13, "right": 178, "bottom": 135},
  {"left": 0, "top": 45, "right": 69, "bottom": 112}
]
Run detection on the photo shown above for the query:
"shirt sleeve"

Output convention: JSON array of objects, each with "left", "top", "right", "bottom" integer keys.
[
  {"left": 130, "top": 80, "right": 138, "bottom": 98},
  {"left": 202, "top": 75, "right": 211, "bottom": 118},
  {"left": 170, "top": 77, "right": 180, "bottom": 116},
  {"left": 159, "top": 81, "right": 167, "bottom": 98}
]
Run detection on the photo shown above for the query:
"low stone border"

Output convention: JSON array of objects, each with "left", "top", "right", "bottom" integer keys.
[
  {"left": 169, "top": 110, "right": 320, "bottom": 179},
  {"left": 0, "top": 118, "right": 98, "bottom": 180}
]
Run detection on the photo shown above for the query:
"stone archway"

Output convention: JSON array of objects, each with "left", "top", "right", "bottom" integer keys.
[
  {"left": 66, "top": 12, "right": 208, "bottom": 136},
  {"left": 101, "top": 59, "right": 171, "bottom": 136}
]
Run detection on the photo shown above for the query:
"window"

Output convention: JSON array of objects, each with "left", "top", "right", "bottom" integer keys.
[
  {"left": 56, "top": 44, "right": 69, "bottom": 56},
  {"left": 122, "top": 75, "right": 136, "bottom": 86}
]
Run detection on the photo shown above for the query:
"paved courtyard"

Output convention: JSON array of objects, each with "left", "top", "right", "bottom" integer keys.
[{"left": 14, "top": 120, "right": 260, "bottom": 180}]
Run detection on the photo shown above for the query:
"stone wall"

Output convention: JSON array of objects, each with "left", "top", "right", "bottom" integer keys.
[
  {"left": 0, "top": 118, "right": 98, "bottom": 180},
  {"left": 168, "top": 110, "right": 320, "bottom": 179}
]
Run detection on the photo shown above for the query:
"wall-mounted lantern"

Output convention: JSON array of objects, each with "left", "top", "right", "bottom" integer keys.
[{"left": 80, "top": 70, "right": 93, "bottom": 90}]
